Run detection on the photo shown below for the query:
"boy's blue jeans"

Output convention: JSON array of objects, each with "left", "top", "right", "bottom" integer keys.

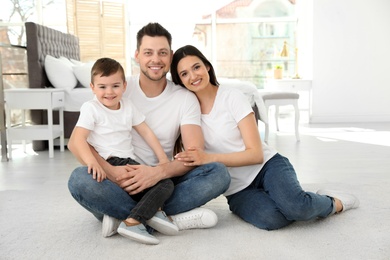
[
  {"left": 68, "top": 162, "right": 230, "bottom": 221},
  {"left": 226, "top": 153, "right": 334, "bottom": 230}
]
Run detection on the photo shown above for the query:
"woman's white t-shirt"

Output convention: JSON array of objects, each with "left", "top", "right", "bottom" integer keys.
[{"left": 201, "top": 85, "right": 277, "bottom": 196}]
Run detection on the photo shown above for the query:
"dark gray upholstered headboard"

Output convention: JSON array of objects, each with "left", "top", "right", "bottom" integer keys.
[
  {"left": 25, "top": 22, "right": 80, "bottom": 89},
  {"left": 25, "top": 22, "right": 81, "bottom": 150}
]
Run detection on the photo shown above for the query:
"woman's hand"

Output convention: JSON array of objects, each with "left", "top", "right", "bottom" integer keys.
[{"left": 174, "top": 147, "right": 212, "bottom": 166}]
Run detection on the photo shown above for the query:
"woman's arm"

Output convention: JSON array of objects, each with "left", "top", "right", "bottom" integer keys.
[{"left": 175, "top": 113, "right": 263, "bottom": 167}]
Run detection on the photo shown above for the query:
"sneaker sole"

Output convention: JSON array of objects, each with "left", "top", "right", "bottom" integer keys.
[
  {"left": 117, "top": 227, "right": 160, "bottom": 245},
  {"left": 146, "top": 217, "right": 179, "bottom": 236},
  {"left": 102, "top": 215, "right": 120, "bottom": 238}
]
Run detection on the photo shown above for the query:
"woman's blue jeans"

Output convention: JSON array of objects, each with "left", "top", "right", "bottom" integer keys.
[
  {"left": 68, "top": 162, "right": 230, "bottom": 221},
  {"left": 226, "top": 153, "right": 334, "bottom": 230}
]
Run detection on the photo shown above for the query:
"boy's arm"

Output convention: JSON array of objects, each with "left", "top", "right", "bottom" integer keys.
[
  {"left": 133, "top": 121, "right": 170, "bottom": 164},
  {"left": 67, "top": 126, "right": 106, "bottom": 182},
  {"left": 68, "top": 126, "right": 94, "bottom": 165},
  {"left": 69, "top": 126, "right": 135, "bottom": 185}
]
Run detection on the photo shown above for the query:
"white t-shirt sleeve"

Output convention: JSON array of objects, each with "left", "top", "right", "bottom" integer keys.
[
  {"left": 228, "top": 88, "right": 254, "bottom": 124},
  {"left": 129, "top": 100, "right": 145, "bottom": 126},
  {"left": 180, "top": 91, "right": 201, "bottom": 126},
  {"left": 76, "top": 101, "right": 97, "bottom": 130}
]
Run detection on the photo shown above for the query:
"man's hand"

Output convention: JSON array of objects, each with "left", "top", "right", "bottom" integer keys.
[
  {"left": 104, "top": 164, "right": 133, "bottom": 184},
  {"left": 116, "top": 164, "right": 164, "bottom": 195}
]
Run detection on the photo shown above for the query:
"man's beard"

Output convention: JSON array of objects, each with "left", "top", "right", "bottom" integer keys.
[{"left": 141, "top": 68, "right": 168, "bottom": 81}]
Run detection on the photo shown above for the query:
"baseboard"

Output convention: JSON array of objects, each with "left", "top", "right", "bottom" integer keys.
[{"left": 310, "top": 114, "right": 390, "bottom": 123}]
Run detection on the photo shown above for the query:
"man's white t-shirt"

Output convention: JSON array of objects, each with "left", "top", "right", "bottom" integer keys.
[
  {"left": 76, "top": 97, "right": 145, "bottom": 160},
  {"left": 201, "top": 85, "right": 277, "bottom": 196},
  {"left": 123, "top": 75, "right": 201, "bottom": 166}
]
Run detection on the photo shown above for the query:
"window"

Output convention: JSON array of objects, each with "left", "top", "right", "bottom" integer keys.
[
  {"left": 190, "top": 0, "right": 297, "bottom": 88},
  {"left": 66, "top": 0, "right": 126, "bottom": 67},
  {"left": 1, "top": 0, "right": 68, "bottom": 89},
  {"left": 1, "top": 0, "right": 68, "bottom": 126},
  {"left": 127, "top": 0, "right": 297, "bottom": 88},
  {"left": 1, "top": 0, "right": 297, "bottom": 92}
]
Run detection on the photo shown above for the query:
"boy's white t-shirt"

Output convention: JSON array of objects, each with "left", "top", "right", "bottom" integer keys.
[
  {"left": 123, "top": 75, "right": 201, "bottom": 166},
  {"left": 76, "top": 97, "right": 145, "bottom": 160},
  {"left": 201, "top": 85, "right": 277, "bottom": 196}
]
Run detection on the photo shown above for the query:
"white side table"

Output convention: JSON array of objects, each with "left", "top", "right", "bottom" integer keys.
[{"left": 4, "top": 88, "right": 65, "bottom": 158}]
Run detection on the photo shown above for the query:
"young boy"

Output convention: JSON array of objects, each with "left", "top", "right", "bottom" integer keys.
[{"left": 69, "top": 57, "right": 178, "bottom": 245}]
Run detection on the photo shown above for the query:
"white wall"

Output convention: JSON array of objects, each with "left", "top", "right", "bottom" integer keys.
[{"left": 311, "top": 0, "right": 390, "bottom": 123}]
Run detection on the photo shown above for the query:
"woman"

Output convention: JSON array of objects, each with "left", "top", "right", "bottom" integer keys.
[{"left": 170, "top": 45, "right": 359, "bottom": 230}]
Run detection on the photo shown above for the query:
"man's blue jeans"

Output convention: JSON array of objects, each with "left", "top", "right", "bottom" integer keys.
[
  {"left": 226, "top": 153, "right": 334, "bottom": 230},
  {"left": 68, "top": 162, "right": 230, "bottom": 221}
]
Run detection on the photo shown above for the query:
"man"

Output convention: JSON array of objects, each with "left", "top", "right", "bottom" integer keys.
[{"left": 67, "top": 22, "right": 230, "bottom": 237}]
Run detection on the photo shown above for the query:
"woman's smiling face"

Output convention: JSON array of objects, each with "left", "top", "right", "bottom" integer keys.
[{"left": 177, "top": 55, "right": 210, "bottom": 93}]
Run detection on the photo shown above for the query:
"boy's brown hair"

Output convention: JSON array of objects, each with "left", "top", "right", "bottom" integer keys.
[{"left": 91, "top": 57, "right": 125, "bottom": 83}]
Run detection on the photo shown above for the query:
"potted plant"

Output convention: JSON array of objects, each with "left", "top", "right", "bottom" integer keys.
[{"left": 274, "top": 65, "right": 283, "bottom": 79}]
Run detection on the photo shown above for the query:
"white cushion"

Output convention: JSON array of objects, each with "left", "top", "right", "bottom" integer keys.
[
  {"left": 69, "top": 58, "right": 83, "bottom": 66},
  {"left": 59, "top": 56, "right": 74, "bottom": 65},
  {"left": 44, "top": 55, "right": 78, "bottom": 91},
  {"left": 73, "top": 61, "right": 94, "bottom": 88}
]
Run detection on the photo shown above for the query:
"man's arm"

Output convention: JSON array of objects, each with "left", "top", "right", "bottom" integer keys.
[{"left": 161, "top": 123, "right": 204, "bottom": 177}]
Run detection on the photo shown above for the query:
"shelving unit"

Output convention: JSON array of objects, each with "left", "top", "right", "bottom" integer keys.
[
  {"left": 4, "top": 88, "right": 65, "bottom": 158},
  {"left": 1, "top": 43, "right": 28, "bottom": 161}
]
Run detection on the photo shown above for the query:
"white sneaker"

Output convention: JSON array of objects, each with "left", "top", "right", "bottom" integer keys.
[
  {"left": 102, "top": 214, "right": 121, "bottom": 238},
  {"left": 170, "top": 208, "right": 218, "bottom": 230},
  {"left": 317, "top": 189, "right": 360, "bottom": 212}
]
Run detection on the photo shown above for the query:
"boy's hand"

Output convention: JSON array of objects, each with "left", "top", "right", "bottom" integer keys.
[{"left": 87, "top": 162, "right": 107, "bottom": 182}]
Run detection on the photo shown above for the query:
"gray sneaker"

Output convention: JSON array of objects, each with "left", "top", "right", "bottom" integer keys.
[
  {"left": 317, "top": 189, "right": 360, "bottom": 212},
  {"left": 117, "top": 222, "right": 160, "bottom": 245},
  {"left": 170, "top": 208, "right": 218, "bottom": 230},
  {"left": 102, "top": 214, "right": 121, "bottom": 238},
  {"left": 146, "top": 211, "right": 179, "bottom": 235}
]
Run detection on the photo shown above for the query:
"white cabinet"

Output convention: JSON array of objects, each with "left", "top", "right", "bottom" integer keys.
[
  {"left": 264, "top": 79, "right": 312, "bottom": 114},
  {"left": 4, "top": 88, "right": 65, "bottom": 158}
]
